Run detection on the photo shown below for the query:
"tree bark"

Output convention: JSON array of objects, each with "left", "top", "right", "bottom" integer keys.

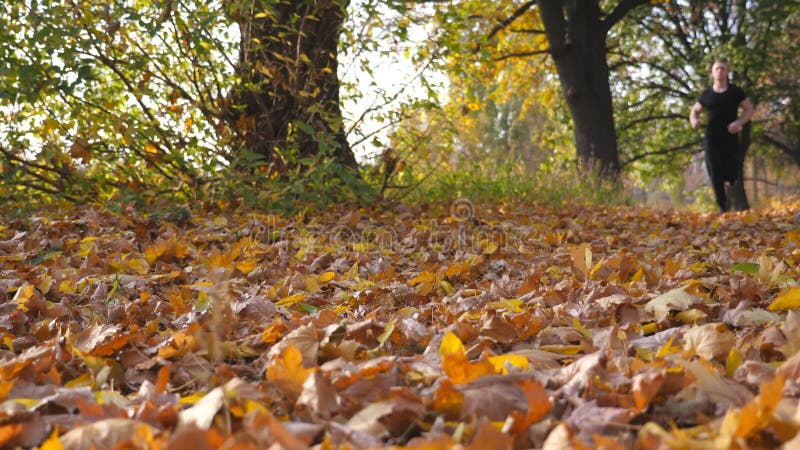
[
  {"left": 226, "top": 0, "right": 357, "bottom": 173},
  {"left": 538, "top": 0, "right": 620, "bottom": 176}
]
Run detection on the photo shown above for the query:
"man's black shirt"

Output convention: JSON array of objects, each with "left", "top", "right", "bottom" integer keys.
[{"left": 698, "top": 84, "right": 746, "bottom": 139}]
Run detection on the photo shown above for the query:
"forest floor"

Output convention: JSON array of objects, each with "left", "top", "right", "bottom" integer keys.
[{"left": 3, "top": 200, "right": 800, "bottom": 449}]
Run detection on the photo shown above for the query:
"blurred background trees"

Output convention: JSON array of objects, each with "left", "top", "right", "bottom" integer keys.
[{"left": 2, "top": 0, "right": 799, "bottom": 210}]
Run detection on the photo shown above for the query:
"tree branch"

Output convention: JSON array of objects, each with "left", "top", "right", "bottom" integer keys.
[
  {"left": 485, "top": 1, "right": 537, "bottom": 43},
  {"left": 602, "top": 0, "right": 653, "bottom": 34},
  {"left": 622, "top": 139, "right": 702, "bottom": 166},
  {"left": 761, "top": 133, "right": 800, "bottom": 165},
  {"left": 509, "top": 28, "right": 545, "bottom": 34},
  {"left": 493, "top": 49, "right": 550, "bottom": 61},
  {"left": 618, "top": 113, "right": 687, "bottom": 133}
]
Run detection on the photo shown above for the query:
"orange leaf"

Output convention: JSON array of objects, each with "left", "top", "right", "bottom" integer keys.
[
  {"left": 262, "top": 320, "right": 285, "bottom": 344},
  {"left": 632, "top": 371, "right": 665, "bottom": 412},
  {"left": 156, "top": 365, "right": 170, "bottom": 394},
  {"left": 432, "top": 379, "right": 464, "bottom": 419},
  {"left": 266, "top": 344, "right": 314, "bottom": 397},
  {"left": 158, "top": 331, "right": 197, "bottom": 359},
  {"left": 0, "top": 424, "right": 23, "bottom": 448},
  {"left": 734, "top": 373, "right": 785, "bottom": 438},
  {"left": 439, "top": 332, "right": 493, "bottom": 383},
  {"left": 409, "top": 270, "right": 436, "bottom": 286},
  {"left": 445, "top": 260, "right": 471, "bottom": 278},
  {"left": 442, "top": 353, "right": 494, "bottom": 385},
  {"left": 511, "top": 380, "right": 550, "bottom": 433},
  {"left": 0, "top": 380, "right": 13, "bottom": 402}
]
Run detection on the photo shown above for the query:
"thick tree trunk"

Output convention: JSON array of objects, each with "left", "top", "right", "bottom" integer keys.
[
  {"left": 539, "top": 1, "right": 620, "bottom": 177},
  {"left": 227, "top": 0, "right": 357, "bottom": 173}
]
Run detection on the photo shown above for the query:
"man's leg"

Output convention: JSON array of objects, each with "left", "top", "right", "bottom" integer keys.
[{"left": 705, "top": 150, "right": 728, "bottom": 212}]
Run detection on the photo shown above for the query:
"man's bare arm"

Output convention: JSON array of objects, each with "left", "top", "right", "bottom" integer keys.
[
  {"left": 689, "top": 102, "right": 704, "bottom": 129},
  {"left": 727, "top": 98, "right": 754, "bottom": 134}
]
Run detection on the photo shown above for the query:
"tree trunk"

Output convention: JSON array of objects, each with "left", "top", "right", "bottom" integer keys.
[
  {"left": 226, "top": 0, "right": 357, "bottom": 173},
  {"left": 539, "top": 0, "right": 620, "bottom": 177}
]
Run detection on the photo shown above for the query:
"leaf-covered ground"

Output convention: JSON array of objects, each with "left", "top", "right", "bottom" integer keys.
[{"left": 3, "top": 201, "right": 800, "bottom": 449}]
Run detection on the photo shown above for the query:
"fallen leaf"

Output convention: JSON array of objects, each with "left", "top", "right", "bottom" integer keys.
[
  {"left": 267, "top": 344, "right": 314, "bottom": 397},
  {"left": 682, "top": 323, "right": 735, "bottom": 361},
  {"left": 296, "top": 370, "right": 339, "bottom": 417},
  {"left": 177, "top": 386, "right": 224, "bottom": 430},
  {"left": 684, "top": 359, "right": 752, "bottom": 406},
  {"left": 345, "top": 401, "right": 394, "bottom": 437},
  {"left": 467, "top": 419, "right": 513, "bottom": 450},
  {"left": 439, "top": 332, "right": 494, "bottom": 384},
  {"left": 542, "top": 423, "right": 589, "bottom": 450},
  {"left": 59, "top": 418, "right": 157, "bottom": 450},
  {"left": 644, "top": 287, "right": 701, "bottom": 321}
]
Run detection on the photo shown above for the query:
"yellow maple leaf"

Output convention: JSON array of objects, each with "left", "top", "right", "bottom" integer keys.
[{"left": 768, "top": 287, "right": 800, "bottom": 311}]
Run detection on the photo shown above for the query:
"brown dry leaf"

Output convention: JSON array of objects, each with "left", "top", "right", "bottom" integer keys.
[
  {"left": 550, "top": 352, "right": 605, "bottom": 397},
  {"left": 460, "top": 381, "right": 528, "bottom": 421},
  {"left": 683, "top": 358, "right": 752, "bottom": 407},
  {"left": 403, "top": 435, "right": 459, "bottom": 449},
  {"left": 780, "top": 310, "right": 800, "bottom": 357},
  {"left": 593, "top": 433, "right": 628, "bottom": 450},
  {"left": 0, "top": 412, "right": 47, "bottom": 449},
  {"left": 467, "top": 419, "right": 513, "bottom": 450},
  {"left": 566, "top": 401, "right": 634, "bottom": 443},
  {"left": 296, "top": 369, "right": 339, "bottom": 417},
  {"left": 778, "top": 350, "right": 800, "bottom": 379},
  {"left": 75, "top": 324, "right": 126, "bottom": 356},
  {"left": 345, "top": 401, "right": 394, "bottom": 438}
]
